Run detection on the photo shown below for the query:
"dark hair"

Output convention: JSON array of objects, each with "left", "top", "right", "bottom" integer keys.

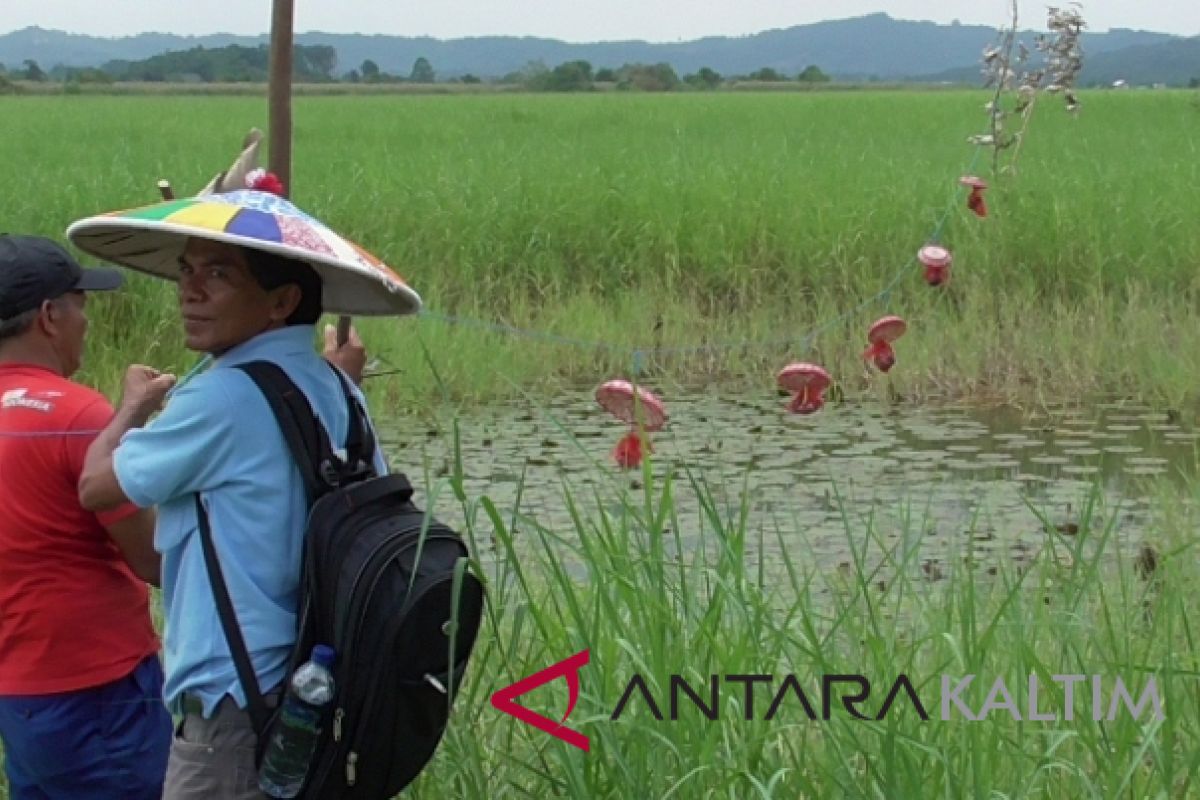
[
  {"left": 242, "top": 248, "right": 323, "bottom": 325},
  {"left": 0, "top": 296, "right": 70, "bottom": 344},
  {"left": 0, "top": 307, "right": 39, "bottom": 342}
]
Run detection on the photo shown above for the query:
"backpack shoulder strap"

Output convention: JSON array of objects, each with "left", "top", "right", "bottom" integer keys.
[
  {"left": 195, "top": 494, "right": 272, "bottom": 741},
  {"left": 327, "top": 362, "right": 377, "bottom": 477},
  {"left": 237, "top": 360, "right": 336, "bottom": 502}
]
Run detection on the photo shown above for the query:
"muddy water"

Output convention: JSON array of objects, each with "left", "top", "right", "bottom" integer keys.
[{"left": 377, "top": 391, "right": 1197, "bottom": 581}]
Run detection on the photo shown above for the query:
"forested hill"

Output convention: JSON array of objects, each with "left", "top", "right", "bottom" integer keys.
[{"left": 0, "top": 14, "right": 1194, "bottom": 86}]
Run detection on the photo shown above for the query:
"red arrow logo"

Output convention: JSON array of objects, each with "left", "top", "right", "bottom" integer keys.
[{"left": 490, "top": 649, "right": 590, "bottom": 752}]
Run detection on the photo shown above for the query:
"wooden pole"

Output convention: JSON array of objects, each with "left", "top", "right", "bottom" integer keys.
[
  {"left": 269, "top": 0, "right": 351, "bottom": 346},
  {"left": 267, "top": 0, "right": 294, "bottom": 197}
]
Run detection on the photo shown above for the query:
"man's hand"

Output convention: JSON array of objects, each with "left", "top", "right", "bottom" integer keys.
[
  {"left": 80, "top": 365, "right": 175, "bottom": 512},
  {"left": 323, "top": 323, "right": 366, "bottom": 386},
  {"left": 118, "top": 365, "right": 176, "bottom": 427}
]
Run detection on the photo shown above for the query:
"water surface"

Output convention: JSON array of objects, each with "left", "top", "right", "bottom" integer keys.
[{"left": 378, "top": 390, "right": 1195, "bottom": 582}]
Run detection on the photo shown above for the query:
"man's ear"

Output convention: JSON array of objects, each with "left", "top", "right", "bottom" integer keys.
[
  {"left": 36, "top": 299, "right": 59, "bottom": 336},
  {"left": 268, "top": 284, "right": 302, "bottom": 322}
]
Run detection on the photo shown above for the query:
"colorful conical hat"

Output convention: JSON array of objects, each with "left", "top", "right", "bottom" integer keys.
[{"left": 65, "top": 190, "right": 420, "bottom": 316}]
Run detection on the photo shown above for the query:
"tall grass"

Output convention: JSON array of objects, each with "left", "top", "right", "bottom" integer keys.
[
  {"left": 406, "top": 444, "right": 1200, "bottom": 798},
  {"left": 1, "top": 91, "right": 1197, "bottom": 408},
  {"left": 2, "top": 417, "right": 1197, "bottom": 798}
]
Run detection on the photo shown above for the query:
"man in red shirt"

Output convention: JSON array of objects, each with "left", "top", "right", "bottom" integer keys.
[{"left": 0, "top": 235, "right": 170, "bottom": 799}]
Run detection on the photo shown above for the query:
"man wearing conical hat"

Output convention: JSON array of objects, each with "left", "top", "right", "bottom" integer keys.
[{"left": 71, "top": 183, "right": 420, "bottom": 798}]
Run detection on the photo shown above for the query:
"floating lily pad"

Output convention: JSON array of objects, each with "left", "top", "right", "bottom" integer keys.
[
  {"left": 947, "top": 459, "right": 995, "bottom": 472},
  {"left": 1127, "top": 457, "right": 1169, "bottom": 466}
]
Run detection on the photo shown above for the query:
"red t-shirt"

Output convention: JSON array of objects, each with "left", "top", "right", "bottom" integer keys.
[{"left": 0, "top": 363, "right": 158, "bottom": 694}]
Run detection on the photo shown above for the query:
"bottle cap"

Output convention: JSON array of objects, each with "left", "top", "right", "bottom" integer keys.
[{"left": 312, "top": 644, "right": 336, "bottom": 667}]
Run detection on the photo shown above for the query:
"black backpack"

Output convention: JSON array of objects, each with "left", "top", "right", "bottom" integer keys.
[{"left": 195, "top": 360, "right": 485, "bottom": 799}]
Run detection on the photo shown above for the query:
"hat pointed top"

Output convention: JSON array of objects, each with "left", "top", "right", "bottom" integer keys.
[{"left": 198, "top": 128, "right": 265, "bottom": 196}]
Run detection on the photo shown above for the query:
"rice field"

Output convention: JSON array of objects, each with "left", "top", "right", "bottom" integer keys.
[
  {"left": 1, "top": 89, "right": 1198, "bottom": 409},
  {"left": 2, "top": 89, "right": 1200, "bottom": 798}
]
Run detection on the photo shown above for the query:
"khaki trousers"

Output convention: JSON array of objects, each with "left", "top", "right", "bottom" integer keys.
[{"left": 163, "top": 695, "right": 272, "bottom": 800}]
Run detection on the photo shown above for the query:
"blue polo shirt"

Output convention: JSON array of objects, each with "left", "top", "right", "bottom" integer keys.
[{"left": 112, "top": 325, "right": 387, "bottom": 717}]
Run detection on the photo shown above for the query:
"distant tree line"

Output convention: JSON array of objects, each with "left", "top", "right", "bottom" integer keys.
[
  {"left": 345, "top": 56, "right": 438, "bottom": 84},
  {"left": 101, "top": 44, "right": 338, "bottom": 82},
  {"left": 2, "top": 42, "right": 1197, "bottom": 91},
  {"left": 499, "top": 60, "right": 832, "bottom": 91},
  {"left": 0, "top": 46, "right": 338, "bottom": 84},
  {"left": 0, "top": 45, "right": 838, "bottom": 92}
]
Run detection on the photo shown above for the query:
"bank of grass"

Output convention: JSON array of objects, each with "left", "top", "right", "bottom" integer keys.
[
  {"left": 71, "top": 277, "right": 1200, "bottom": 420},
  {"left": 1, "top": 90, "right": 1197, "bottom": 411},
  {"left": 397, "top": 449, "right": 1200, "bottom": 798}
]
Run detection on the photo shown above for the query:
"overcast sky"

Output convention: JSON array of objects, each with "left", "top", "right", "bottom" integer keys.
[{"left": 4, "top": 1, "right": 1197, "bottom": 41}]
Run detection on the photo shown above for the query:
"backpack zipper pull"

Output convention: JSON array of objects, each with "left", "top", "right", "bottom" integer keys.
[
  {"left": 346, "top": 751, "right": 358, "bottom": 786},
  {"left": 333, "top": 707, "right": 344, "bottom": 742}
]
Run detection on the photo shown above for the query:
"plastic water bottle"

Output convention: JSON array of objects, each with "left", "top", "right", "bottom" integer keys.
[{"left": 258, "top": 645, "right": 337, "bottom": 798}]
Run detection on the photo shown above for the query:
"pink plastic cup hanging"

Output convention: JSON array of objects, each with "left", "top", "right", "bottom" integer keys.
[
  {"left": 959, "top": 175, "right": 988, "bottom": 218},
  {"left": 918, "top": 244, "right": 952, "bottom": 287},
  {"left": 594, "top": 380, "right": 668, "bottom": 468},
  {"left": 863, "top": 315, "right": 907, "bottom": 372},
  {"left": 776, "top": 363, "right": 832, "bottom": 414}
]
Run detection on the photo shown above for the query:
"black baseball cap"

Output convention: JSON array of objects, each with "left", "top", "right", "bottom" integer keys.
[{"left": 0, "top": 234, "right": 124, "bottom": 321}]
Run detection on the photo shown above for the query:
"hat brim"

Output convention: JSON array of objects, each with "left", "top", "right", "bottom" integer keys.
[
  {"left": 64, "top": 194, "right": 422, "bottom": 317},
  {"left": 74, "top": 267, "right": 124, "bottom": 292}
]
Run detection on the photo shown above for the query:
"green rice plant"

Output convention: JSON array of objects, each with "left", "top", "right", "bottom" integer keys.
[{"left": 1, "top": 91, "right": 1197, "bottom": 407}]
